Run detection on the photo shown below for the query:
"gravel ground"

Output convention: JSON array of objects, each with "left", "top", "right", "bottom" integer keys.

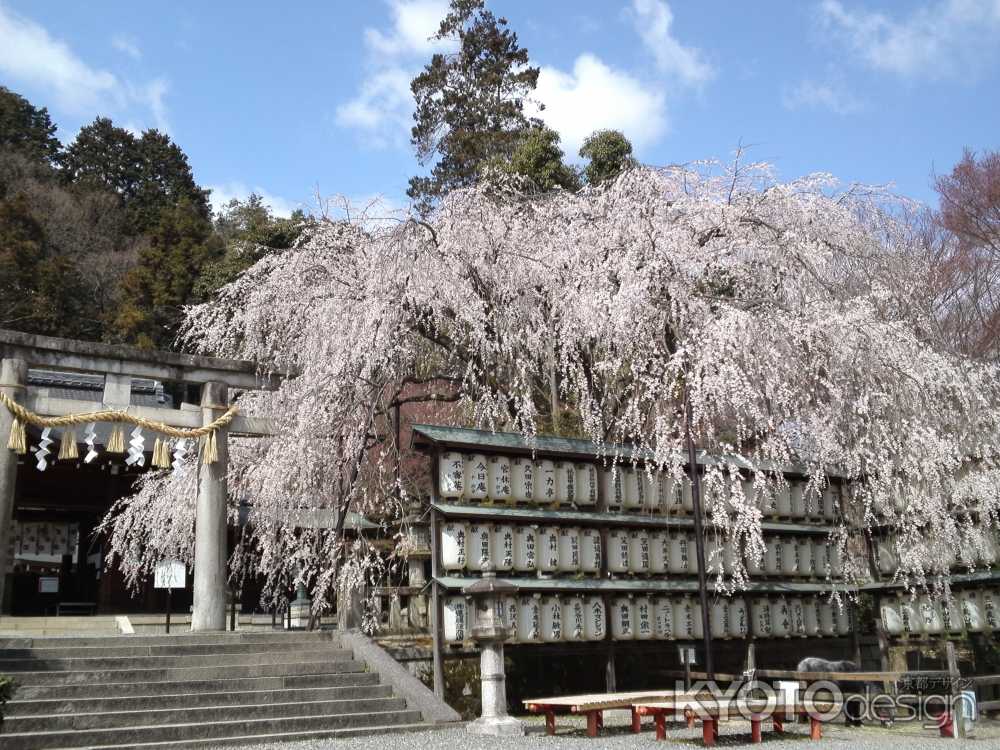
[{"left": 244, "top": 710, "right": 1000, "bottom": 749}]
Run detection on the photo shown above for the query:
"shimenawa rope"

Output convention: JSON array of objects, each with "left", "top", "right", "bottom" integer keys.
[{"left": 0, "top": 390, "right": 236, "bottom": 465}]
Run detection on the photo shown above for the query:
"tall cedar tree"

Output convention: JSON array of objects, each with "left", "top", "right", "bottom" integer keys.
[
  {"left": 0, "top": 194, "right": 83, "bottom": 335},
  {"left": 60, "top": 118, "right": 211, "bottom": 234},
  {"left": 408, "top": 0, "right": 540, "bottom": 215},
  {"left": 0, "top": 87, "right": 60, "bottom": 162},
  {"left": 114, "top": 199, "right": 223, "bottom": 349}
]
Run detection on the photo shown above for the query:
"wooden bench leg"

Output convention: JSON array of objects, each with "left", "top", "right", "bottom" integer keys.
[
  {"left": 810, "top": 716, "right": 822, "bottom": 740},
  {"left": 631, "top": 706, "right": 642, "bottom": 733},
  {"left": 545, "top": 710, "right": 555, "bottom": 735},
  {"left": 702, "top": 717, "right": 718, "bottom": 747},
  {"left": 773, "top": 714, "right": 784, "bottom": 733},
  {"left": 586, "top": 711, "right": 600, "bottom": 737},
  {"left": 751, "top": 717, "right": 762, "bottom": 743},
  {"left": 686, "top": 709, "right": 695, "bottom": 729},
  {"left": 938, "top": 711, "right": 954, "bottom": 738},
  {"left": 655, "top": 712, "right": 666, "bottom": 741}
]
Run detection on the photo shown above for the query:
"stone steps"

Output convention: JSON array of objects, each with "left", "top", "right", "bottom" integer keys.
[
  {"left": 7, "top": 696, "right": 410, "bottom": 732},
  {"left": 0, "top": 631, "right": 437, "bottom": 749},
  {"left": 0, "top": 709, "right": 426, "bottom": 750},
  {"left": 10, "top": 658, "right": 365, "bottom": 687},
  {"left": 1, "top": 640, "right": 334, "bottom": 659},
  {"left": 0, "top": 631, "right": 335, "bottom": 650},
  {"left": 13, "top": 670, "right": 381, "bottom": 701},
  {"left": 6, "top": 683, "right": 393, "bottom": 716},
  {"left": 0, "top": 646, "right": 354, "bottom": 672},
  {"left": 42, "top": 722, "right": 436, "bottom": 750}
]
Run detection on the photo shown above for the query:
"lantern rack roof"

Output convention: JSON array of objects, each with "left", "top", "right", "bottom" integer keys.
[
  {"left": 859, "top": 568, "right": 1000, "bottom": 592},
  {"left": 410, "top": 423, "right": 848, "bottom": 479},
  {"left": 431, "top": 501, "right": 838, "bottom": 536},
  {"left": 433, "top": 575, "right": 854, "bottom": 596}
]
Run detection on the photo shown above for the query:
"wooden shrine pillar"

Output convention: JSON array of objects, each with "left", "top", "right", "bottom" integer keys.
[
  {"left": 191, "top": 382, "right": 229, "bottom": 630},
  {"left": 0, "top": 358, "right": 26, "bottom": 612}
]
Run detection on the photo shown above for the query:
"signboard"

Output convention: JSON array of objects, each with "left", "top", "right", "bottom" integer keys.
[
  {"left": 678, "top": 645, "right": 697, "bottom": 665},
  {"left": 154, "top": 560, "right": 186, "bottom": 590},
  {"left": 38, "top": 576, "right": 59, "bottom": 594}
]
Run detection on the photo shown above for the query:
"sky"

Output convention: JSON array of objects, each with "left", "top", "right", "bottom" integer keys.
[{"left": 1, "top": 0, "right": 998, "bottom": 218}]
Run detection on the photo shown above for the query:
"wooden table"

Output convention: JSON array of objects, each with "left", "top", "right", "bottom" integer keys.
[
  {"left": 634, "top": 697, "right": 841, "bottom": 746},
  {"left": 524, "top": 691, "right": 692, "bottom": 737}
]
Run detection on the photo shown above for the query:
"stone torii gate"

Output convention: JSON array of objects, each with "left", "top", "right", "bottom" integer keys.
[{"left": 0, "top": 329, "right": 276, "bottom": 630}]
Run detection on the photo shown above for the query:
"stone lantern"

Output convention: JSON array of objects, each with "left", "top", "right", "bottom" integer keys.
[{"left": 463, "top": 571, "right": 524, "bottom": 736}]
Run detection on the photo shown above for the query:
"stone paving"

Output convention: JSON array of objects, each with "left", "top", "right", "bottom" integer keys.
[{"left": 245, "top": 710, "right": 1000, "bottom": 749}]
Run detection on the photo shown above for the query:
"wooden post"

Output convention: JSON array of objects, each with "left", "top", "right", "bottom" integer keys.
[
  {"left": 192, "top": 381, "right": 229, "bottom": 630},
  {"left": 0, "top": 358, "right": 26, "bottom": 613},
  {"left": 605, "top": 638, "right": 617, "bottom": 692},
  {"left": 684, "top": 386, "right": 714, "bottom": 680},
  {"left": 430, "top": 494, "right": 445, "bottom": 699},
  {"left": 946, "top": 641, "right": 966, "bottom": 740}
]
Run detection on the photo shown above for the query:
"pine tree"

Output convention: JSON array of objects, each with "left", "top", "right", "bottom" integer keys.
[
  {"left": 408, "top": 0, "right": 540, "bottom": 214},
  {"left": 60, "top": 118, "right": 210, "bottom": 234},
  {"left": 0, "top": 87, "right": 60, "bottom": 162},
  {"left": 579, "top": 130, "right": 637, "bottom": 186},
  {"left": 114, "top": 200, "right": 223, "bottom": 348}
]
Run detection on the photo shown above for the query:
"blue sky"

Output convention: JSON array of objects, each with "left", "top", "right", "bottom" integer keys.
[{"left": 1, "top": 0, "right": 997, "bottom": 217}]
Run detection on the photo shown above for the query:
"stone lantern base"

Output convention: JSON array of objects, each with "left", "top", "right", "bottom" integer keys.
[
  {"left": 467, "top": 714, "right": 526, "bottom": 736},
  {"left": 465, "top": 637, "right": 525, "bottom": 736}
]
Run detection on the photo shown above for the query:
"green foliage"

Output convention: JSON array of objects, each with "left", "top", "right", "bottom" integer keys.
[
  {"left": 114, "top": 200, "right": 224, "bottom": 349},
  {"left": 483, "top": 126, "right": 580, "bottom": 192},
  {"left": 0, "top": 86, "right": 302, "bottom": 350},
  {"left": 0, "top": 87, "right": 59, "bottom": 162},
  {"left": 0, "top": 674, "right": 14, "bottom": 721},
  {"left": 0, "top": 193, "right": 85, "bottom": 336},
  {"left": 579, "top": 129, "right": 637, "bottom": 186},
  {"left": 60, "top": 118, "right": 210, "bottom": 234},
  {"left": 193, "top": 194, "right": 308, "bottom": 299},
  {"left": 408, "top": 0, "right": 541, "bottom": 214}
]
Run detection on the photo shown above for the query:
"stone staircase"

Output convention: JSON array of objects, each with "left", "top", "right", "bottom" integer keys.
[
  {"left": 0, "top": 616, "right": 121, "bottom": 638},
  {"left": 0, "top": 630, "right": 437, "bottom": 749}
]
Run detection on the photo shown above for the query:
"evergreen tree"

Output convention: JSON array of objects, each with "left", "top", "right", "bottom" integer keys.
[
  {"left": 60, "top": 118, "right": 210, "bottom": 233},
  {"left": 408, "top": 0, "right": 540, "bottom": 214},
  {"left": 0, "top": 194, "right": 84, "bottom": 336},
  {"left": 0, "top": 87, "right": 60, "bottom": 162},
  {"left": 193, "top": 194, "right": 307, "bottom": 299},
  {"left": 579, "top": 129, "right": 637, "bottom": 186},
  {"left": 114, "top": 199, "right": 223, "bottom": 348},
  {"left": 483, "top": 126, "right": 580, "bottom": 192}
]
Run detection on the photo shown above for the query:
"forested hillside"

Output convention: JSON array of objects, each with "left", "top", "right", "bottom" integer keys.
[{"left": 0, "top": 86, "right": 308, "bottom": 350}]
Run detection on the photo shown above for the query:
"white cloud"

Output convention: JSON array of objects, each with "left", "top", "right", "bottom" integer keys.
[
  {"left": 335, "top": 67, "right": 412, "bottom": 148},
  {"left": 0, "top": 3, "right": 120, "bottom": 113},
  {"left": 629, "top": 0, "right": 714, "bottom": 87},
  {"left": 532, "top": 54, "right": 668, "bottom": 155},
  {"left": 133, "top": 77, "right": 170, "bottom": 133},
  {"left": 820, "top": 0, "right": 1000, "bottom": 78},
  {"left": 208, "top": 182, "right": 299, "bottom": 219},
  {"left": 0, "top": 4, "right": 170, "bottom": 133},
  {"left": 782, "top": 79, "right": 861, "bottom": 115},
  {"left": 364, "top": 0, "right": 452, "bottom": 57},
  {"left": 338, "top": 0, "right": 453, "bottom": 145},
  {"left": 112, "top": 34, "right": 141, "bottom": 60}
]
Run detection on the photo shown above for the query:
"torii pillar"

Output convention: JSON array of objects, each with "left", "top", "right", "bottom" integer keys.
[
  {"left": 191, "top": 381, "right": 229, "bottom": 631},
  {"left": 0, "top": 358, "right": 26, "bottom": 612}
]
